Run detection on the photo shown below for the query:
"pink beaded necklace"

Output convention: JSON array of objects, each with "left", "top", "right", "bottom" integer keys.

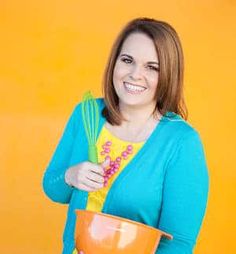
[
  {"left": 99, "top": 114, "right": 161, "bottom": 187},
  {"left": 100, "top": 140, "right": 134, "bottom": 187}
]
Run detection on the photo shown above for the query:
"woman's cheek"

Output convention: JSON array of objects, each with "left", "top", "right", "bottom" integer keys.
[
  {"left": 114, "top": 65, "right": 129, "bottom": 81},
  {"left": 148, "top": 73, "right": 159, "bottom": 88}
]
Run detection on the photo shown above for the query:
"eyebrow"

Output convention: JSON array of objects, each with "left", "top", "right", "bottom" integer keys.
[{"left": 120, "top": 53, "right": 159, "bottom": 65}]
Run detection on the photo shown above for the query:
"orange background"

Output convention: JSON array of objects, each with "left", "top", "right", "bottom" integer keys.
[{"left": 0, "top": 1, "right": 235, "bottom": 253}]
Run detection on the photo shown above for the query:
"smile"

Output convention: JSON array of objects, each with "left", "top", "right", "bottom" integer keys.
[{"left": 123, "top": 82, "right": 147, "bottom": 94}]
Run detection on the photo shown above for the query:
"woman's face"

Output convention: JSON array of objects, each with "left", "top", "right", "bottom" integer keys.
[{"left": 113, "top": 32, "right": 159, "bottom": 110}]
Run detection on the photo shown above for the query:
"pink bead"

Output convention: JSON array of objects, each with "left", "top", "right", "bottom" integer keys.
[
  {"left": 123, "top": 156, "right": 128, "bottom": 160},
  {"left": 122, "top": 151, "right": 128, "bottom": 157},
  {"left": 127, "top": 145, "right": 133, "bottom": 151},
  {"left": 127, "top": 150, "right": 133, "bottom": 154},
  {"left": 116, "top": 157, "right": 121, "bottom": 162},
  {"left": 114, "top": 168, "right": 119, "bottom": 172},
  {"left": 110, "top": 161, "right": 115, "bottom": 166},
  {"left": 114, "top": 163, "right": 119, "bottom": 169},
  {"left": 105, "top": 155, "right": 111, "bottom": 160},
  {"left": 110, "top": 169, "right": 115, "bottom": 174},
  {"left": 109, "top": 167, "right": 114, "bottom": 172},
  {"left": 102, "top": 144, "right": 107, "bottom": 149},
  {"left": 106, "top": 141, "right": 112, "bottom": 146},
  {"left": 105, "top": 148, "right": 110, "bottom": 153},
  {"left": 100, "top": 151, "right": 105, "bottom": 155},
  {"left": 104, "top": 176, "right": 108, "bottom": 181}
]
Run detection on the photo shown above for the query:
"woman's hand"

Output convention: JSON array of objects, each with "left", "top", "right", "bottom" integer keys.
[{"left": 65, "top": 158, "right": 110, "bottom": 192}]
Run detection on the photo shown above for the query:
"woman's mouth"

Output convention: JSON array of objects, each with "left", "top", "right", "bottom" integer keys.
[{"left": 123, "top": 82, "right": 147, "bottom": 94}]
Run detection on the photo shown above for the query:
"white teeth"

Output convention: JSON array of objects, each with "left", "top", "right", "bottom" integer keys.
[{"left": 124, "top": 82, "right": 146, "bottom": 92}]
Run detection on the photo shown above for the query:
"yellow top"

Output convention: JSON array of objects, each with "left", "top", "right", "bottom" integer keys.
[
  {"left": 72, "top": 125, "right": 144, "bottom": 254},
  {"left": 86, "top": 125, "right": 145, "bottom": 212}
]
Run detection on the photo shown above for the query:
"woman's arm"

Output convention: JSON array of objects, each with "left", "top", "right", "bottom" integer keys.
[
  {"left": 156, "top": 129, "right": 209, "bottom": 254},
  {"left": 42, "top": 104, "right": 81, "bottom": 204}
]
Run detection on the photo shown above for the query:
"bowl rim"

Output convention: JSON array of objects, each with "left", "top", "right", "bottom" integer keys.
[{"left": 75, "top": 209, "right": 169, "bottom": 236}]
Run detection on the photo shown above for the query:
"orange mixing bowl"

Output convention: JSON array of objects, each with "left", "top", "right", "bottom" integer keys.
[{"left": 75, "top": 210, "right": 173, "bottom": 254}]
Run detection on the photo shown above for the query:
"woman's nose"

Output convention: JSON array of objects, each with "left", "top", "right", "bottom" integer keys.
[{"left": 129, "top": 65, "right": 143, "bottom": 80}]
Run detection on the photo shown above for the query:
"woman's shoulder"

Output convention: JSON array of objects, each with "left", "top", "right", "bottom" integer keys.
[{"left": 162, "top": 111, "right": 201, "bottom": 142}]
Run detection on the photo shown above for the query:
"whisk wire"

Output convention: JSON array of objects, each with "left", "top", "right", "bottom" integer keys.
[{"left": 81, "top": 91, "right": 100, "bottom": 163}]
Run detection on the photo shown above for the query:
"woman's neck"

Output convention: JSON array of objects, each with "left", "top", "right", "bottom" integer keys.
[{"left": 118, "top": 102, "right": 161, "bottom": 129}]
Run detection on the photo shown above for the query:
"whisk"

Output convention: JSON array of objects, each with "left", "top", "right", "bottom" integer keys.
[{"left": 81, "top": 91, "right": 100, "bottom": 163}]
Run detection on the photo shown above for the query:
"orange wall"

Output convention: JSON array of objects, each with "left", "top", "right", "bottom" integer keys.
[{"left": 0, "top": 1, "right": 235, "bottom": 253}]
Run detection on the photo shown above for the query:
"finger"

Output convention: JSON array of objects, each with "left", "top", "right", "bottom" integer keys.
[
  {"left": 89, "top": 164, "right": 105, "bottom": 177},
  {"left": 101, "top": 157, "right": 111, "bottom": 169},
  {"left": 76, "top": 182, "right": 97, "bottom": 192},
  {"left": 82, "top": 161, "right": 103, "bottom": 176},
  {"left": 87, "top": 171, "right": 104, "bottom": 184},
  {"left": 85, "top": 176, "right": 104, "bottom": 189}
]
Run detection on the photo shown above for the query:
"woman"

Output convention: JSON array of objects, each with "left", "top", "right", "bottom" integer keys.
[{"left": 42, "top": 17, "right": 209, "bottom": 254}]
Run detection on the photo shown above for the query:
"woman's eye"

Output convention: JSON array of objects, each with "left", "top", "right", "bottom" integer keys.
[
  {"left": 147, "top": 65, "right": 159, "bottom": 72},
  {"left": 121, "top": 58, "right": 132, "bottom": 64}
]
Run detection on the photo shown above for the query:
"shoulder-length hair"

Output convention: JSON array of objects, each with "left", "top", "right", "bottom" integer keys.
[{"left": 102, "top": 17, "right": 188, "bottom": 125}]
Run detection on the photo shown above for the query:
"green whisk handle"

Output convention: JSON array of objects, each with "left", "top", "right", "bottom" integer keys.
[{"left": 88, "top": 145, "right": 98, "bottom": 164}]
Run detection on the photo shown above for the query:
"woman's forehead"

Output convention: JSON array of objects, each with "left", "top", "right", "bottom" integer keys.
[{"left": 120, "top": 32, "right": 158, "bottom": 62}]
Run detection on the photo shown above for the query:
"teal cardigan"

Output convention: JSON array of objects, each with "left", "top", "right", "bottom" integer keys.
[{"left": 42, "top": 98, "right": 209, "bottom": 254}]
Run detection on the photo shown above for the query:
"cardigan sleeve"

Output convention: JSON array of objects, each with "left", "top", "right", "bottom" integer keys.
[
  {"left": 156, "top": 129, "right": 209, "bottom": 254},
  {"left": 42, "top": 104, "right": 81, "bottom": 204}
]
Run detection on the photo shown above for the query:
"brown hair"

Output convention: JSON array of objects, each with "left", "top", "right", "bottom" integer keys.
[{"left": 102, "top": 17, "right": 188, "bottom": 125}]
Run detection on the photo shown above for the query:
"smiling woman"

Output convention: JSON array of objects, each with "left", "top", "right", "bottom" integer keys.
[
  {"left": 113, "top": 33, "right": 159, "bottom": 108},
  {"left": 42, "top": 17, "right": 209, "bottom": 254},
  {"left": 102, "top": 18, "right": 185, "bottom": 127}
]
